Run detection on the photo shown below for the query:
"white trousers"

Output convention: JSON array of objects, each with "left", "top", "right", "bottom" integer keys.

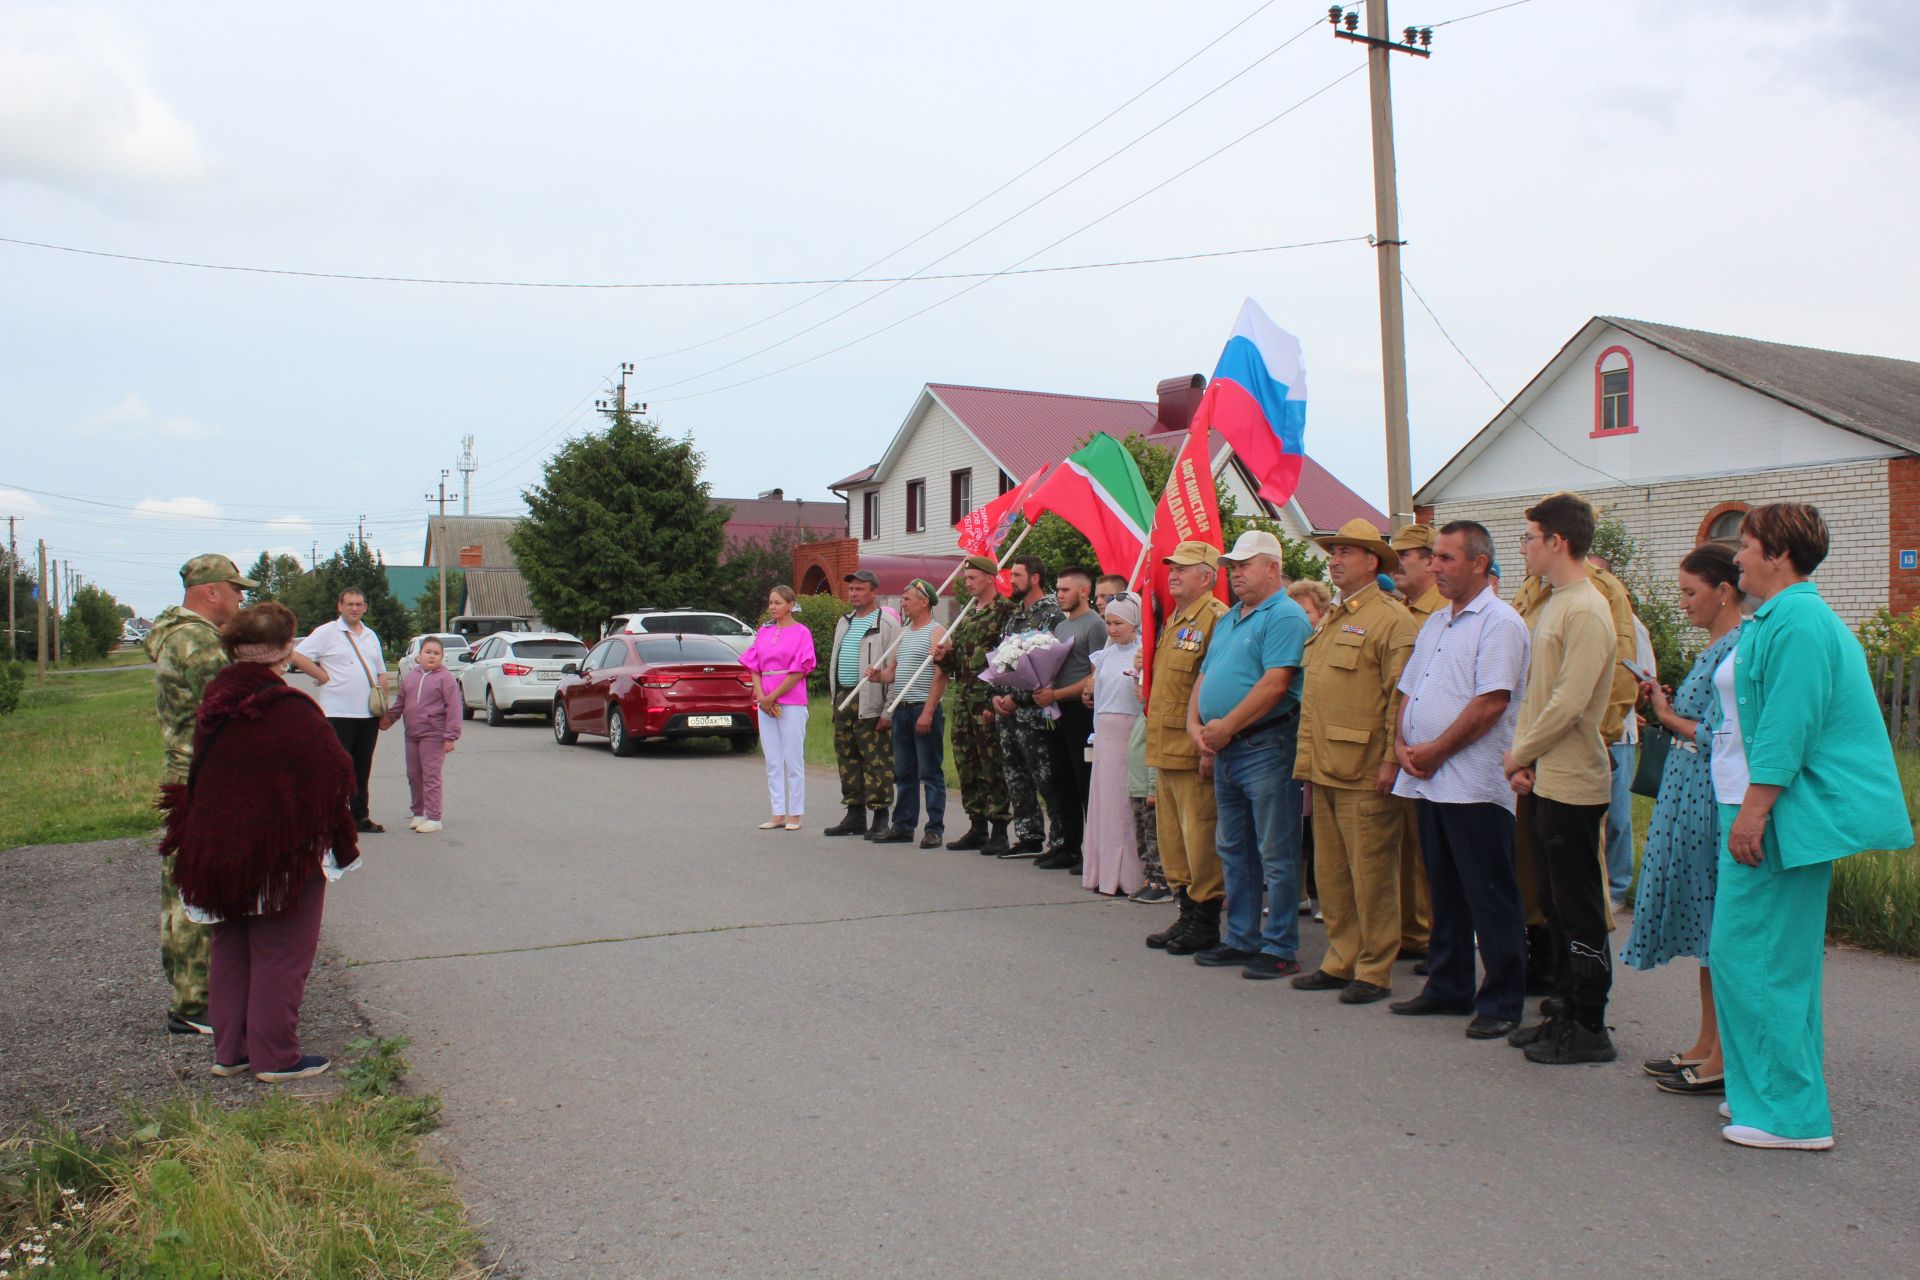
[{"left": 759, "top": 704, "right": 808, "bottom": 815}]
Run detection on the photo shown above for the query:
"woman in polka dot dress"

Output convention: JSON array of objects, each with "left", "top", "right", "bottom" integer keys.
[{"left": 1621, "top": 543, "right": 1745, "bottom": 1097}]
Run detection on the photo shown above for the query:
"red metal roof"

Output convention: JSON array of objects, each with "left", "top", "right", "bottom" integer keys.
[
  {"left": 713, "top": 497, "right": 844, "bottom": 546},
  {"left": 920, "top": 382, "right": 1385, "bottom": 533}
]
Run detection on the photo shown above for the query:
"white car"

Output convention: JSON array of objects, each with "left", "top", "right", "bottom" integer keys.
[
  {"left": 456, "top": 630, "right": 588, "bottom": 724},
  {"left": 398, "top": 633, "right": 471, "bottom": 681},
  {"left": 604, "top": 610, "right": 755, "bottom": 657}
]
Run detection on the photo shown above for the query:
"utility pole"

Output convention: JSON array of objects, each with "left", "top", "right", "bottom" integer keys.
[
  {"left": 358, "top": 515, "right": 367, "bottom": 551},
  {"left": 6, "top": 515, "right": 16, "bottom": 659},
  {"left": 1332, "top": 4, "right": 1430, "bottom": 532},
  {"left": 35, "top": 540, "right": 47, "bottom": 682},
  {"left": 50, "top": 556, "right": 61, "bottom": 665},
  {"left": 457, "top": 435, "right": 477, "bottom": 515},
  {"left": 426, "top": 470, "right": 457, "bottom": 632},
  {"left": 311, "top": 540, "right": 319, "bottom": 571},
  {"left": 595, "top": 362, "right": 641, "bottom": 422}
]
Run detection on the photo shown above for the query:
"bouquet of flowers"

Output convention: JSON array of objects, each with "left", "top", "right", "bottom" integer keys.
[{"left": 979, "top": 630, "right": 1073, "bottom": 720}]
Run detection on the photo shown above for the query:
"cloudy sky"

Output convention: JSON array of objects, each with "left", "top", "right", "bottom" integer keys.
[{"left": 2, "top": 0, "right": 1915, "bottom": 615}]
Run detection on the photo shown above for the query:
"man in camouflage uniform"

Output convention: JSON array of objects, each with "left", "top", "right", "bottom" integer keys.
[
  {"left": 145, "top": 553, "right": 254, "bottom": 1036},
  {"left": 823, "top": 570, "right": 901, "bottom": 837},
  {"left": 935, "top": 557, "right": 1014, "bottom": 852},
  {"left": 991, "top": 556, "right": 1068, "bottom": 861}
]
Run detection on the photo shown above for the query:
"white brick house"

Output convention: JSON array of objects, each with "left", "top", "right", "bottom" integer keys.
[{"left": 1416, "top": 317, "right": 1920, "bottom": 623}]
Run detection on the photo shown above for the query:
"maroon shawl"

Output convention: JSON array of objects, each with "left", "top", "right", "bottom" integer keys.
[{"left": 159, "top": 662, "right": 360, "bottom": 918}]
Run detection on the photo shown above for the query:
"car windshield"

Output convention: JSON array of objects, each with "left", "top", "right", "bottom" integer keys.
[
  {"left": 511, "top": 640, "right": 588, "bottom": 660},
  {"left": 633, "top": 637, "right": 742, "bottom": 666},
  {"left": 639, "top": 614, "right": 751, "bottom": 637}
]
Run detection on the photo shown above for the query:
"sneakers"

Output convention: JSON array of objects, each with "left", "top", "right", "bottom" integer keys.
[
  {"left": 1721, "top": 1124, "right": 1833, "bottom": 1151},
  {"left": 415, "top": 819, "right": 443, "bottom": 833},
  {"left": 167, "top": 1011, "right": 213, "bottom": 1036},
  {"left": 1241, "top": 954, "right": 1301, "bottom": 981},
  {"left": 407, "top": 815, "right": 423, "bottom": 830},
  {"left": 255, "top": 1055, "right": 331, "bottom": 1083},
  {"left": 1522, "top": 1020, "right": 1617, "bottom": 1065},
  {"left": 1129, "top": 884, "right": 1173, "bottom": 904},
  {"left": 210, "top": 1060, "right": 250, "bottom": 1077},
  {"left": 1192, "top": 946, "right": 1262, "bottom": 968}
]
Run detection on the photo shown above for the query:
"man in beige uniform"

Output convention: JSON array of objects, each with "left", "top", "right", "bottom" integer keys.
[
  {"left": 1143, "top": 541, "right": 1231, "bottom": 955},
  {"left": 1291, "top": 520, "right": 1418, "bottom": 1004},
  {"left": 1389, "top": 523, "right": 1442, "bottom": 960}
]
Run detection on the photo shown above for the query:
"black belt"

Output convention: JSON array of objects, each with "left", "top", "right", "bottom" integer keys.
[{"left": 1230, "top": 706, "right": 1298, "bottom": 744}]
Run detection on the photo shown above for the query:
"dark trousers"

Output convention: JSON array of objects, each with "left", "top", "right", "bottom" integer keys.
[
  {"left": 210, "top": 872, "right": 327, "bottom": 1073},
  {"left": 1051, "top": 700, "right": 1093, "bottom": 857},
  {"left": 329, "top": 717, "right": 380, "bottom": 821},
  {"left": 889, "top": 701, "right": 947, "bottom": 835},
  {"left": 1530, "top": 795, "right": 1613, "bottom": 1030},
  {"left": 1417, "top": 799, "right": 1526, "bottom": 1022}
]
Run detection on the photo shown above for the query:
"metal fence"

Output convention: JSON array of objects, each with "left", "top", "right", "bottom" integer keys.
[{"left": 1871, "top": 654, "right": 1920, "bottom": 749}]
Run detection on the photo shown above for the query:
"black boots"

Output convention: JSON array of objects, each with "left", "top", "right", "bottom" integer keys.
[
  {"left": 946, "top": 818, "right": 989, "bottom": 850},
  {"left": 1166, "top": 897, "right": 1222, "bottom": 955},
  {"left": 1146, "top": 889, "right": 1194, "bottom": 949},
  {"left": 862, "top": 809, "right": 896, "bottom": 841},
  {"left": 823, "top": 807, "right": 867, "bottom": 837},
  {"left": 980, "top": 819, "right": 1012, "bottom": 856}
]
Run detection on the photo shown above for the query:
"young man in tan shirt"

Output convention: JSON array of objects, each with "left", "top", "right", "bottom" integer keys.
[{"left": 1501, "top": 493, "right": 1619, "bottom": 1065}]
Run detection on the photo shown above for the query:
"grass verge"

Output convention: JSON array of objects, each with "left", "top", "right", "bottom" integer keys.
[
  {"left": 0, "top": 1039, "right": 484, "bottom": 1279},
  {"left": 801, "top": 693, "right": 963, "bottom": 790},
  {"left": 0, "top": 670, "right": 161, "bottom": 849}
]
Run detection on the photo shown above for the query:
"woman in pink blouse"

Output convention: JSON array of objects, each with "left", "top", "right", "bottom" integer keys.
[{"left": 739, "top": 586, "right": 817, "bottom": 830}]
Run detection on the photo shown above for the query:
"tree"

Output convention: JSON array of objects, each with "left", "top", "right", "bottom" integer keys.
[
  {"left": 511, "top": 407, "right": 730, "bottom": 638},
  {"left": 243, "top": 552, "right": 310, "bottom": 606},
  {"left": 63, "top": 583, "right": 126, "bottom": 662},
  {"left": 281, "top": 540, "right": 411, "bottom": 658},
  {"left": 712, "top": 527, "right": 816, "bottom": 624},
  {"left": 411, "top": 571, "right": 465, "bottom": 636}
]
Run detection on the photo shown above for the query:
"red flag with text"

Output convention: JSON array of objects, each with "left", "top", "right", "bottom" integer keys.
[
  {"left": 956, "top": 463, "right": 1050, "bottom": 596},
  {"left": 1134, "top": 422, "right": 1225, "bottom": 713}
]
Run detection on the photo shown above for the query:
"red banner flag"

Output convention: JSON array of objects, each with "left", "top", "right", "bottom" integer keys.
[
  {"left": 1135, "top": 421, "right": 1224, "bottom": 713},
  {"left": 956, "top": 463, "right": 1050, "bottom": 595}
]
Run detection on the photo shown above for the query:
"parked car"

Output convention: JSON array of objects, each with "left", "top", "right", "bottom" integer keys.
[
  {"left": 449, "top": 614, "right": 534, "bottom": 647},
  {"left": 398, "top": 632, "right": 471, "bottom": 680},
  {"left": 603, "top": 610, "right": 755, "bottom": 657},
  {"left": 553, "top": 634, "right": 757, "bottom": 755},
  {"left": 455, "top": 631, "right": 587, "bottom": 724}
]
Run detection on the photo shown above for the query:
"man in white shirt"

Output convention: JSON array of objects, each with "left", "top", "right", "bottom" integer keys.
[{"left": 296, "top": 587, "right": 390, "bottom": 832}]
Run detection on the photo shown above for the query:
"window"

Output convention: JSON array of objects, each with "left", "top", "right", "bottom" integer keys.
[
  {"left": 639, "top": 614, "right": 753, "bottom": 637},
  {"left": 905, "top": 479, "right": 926, "bottom": 533},
  {"left": 1592, "top": 345, "right": 1637, "bottom": 436},
  {"left": 1699, "top": 502, "right": 1750, "bottom": 548},
  {"left": 511, "top": 639, "right": 588, "bottom": 660},
  {"left": 633, "top": 637, "right": 742, "bottom": 665},
  {"left": 999, "top": 470, "right": 1016, "bottom": 495},
  {"left": 950, "top": 469, "right": 973, "bottom": 525},
  {"left": 582, "top": 640, "right": 619, "bottom": 671},
  {"left": 862, "top": 490, "right": 879, "bottom": 540}
]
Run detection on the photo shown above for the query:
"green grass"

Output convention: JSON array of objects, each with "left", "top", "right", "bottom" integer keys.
[
  {"left": 801, "top": 692, "right": 962, "bottom": 789},
  {"left": 0, "top": 670, "right": 162, "bottom": 850},
  {"left": 0, "top": 1041, "right": 483, "bottom": 1279}
]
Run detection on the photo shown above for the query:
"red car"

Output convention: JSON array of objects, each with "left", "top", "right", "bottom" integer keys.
[{"left": 552, "top": 634, "right": 759, "bottom": 755}]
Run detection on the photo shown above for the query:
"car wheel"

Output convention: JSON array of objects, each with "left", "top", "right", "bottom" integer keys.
[
  {"left": 485, "top": 687, "right": 505, "bottom": 727},
  {"left": 460, "top": 701, "right": 474, "bottom": 721},
  {"left": 553, "top": 701, "right": 578, "bottom": 745},
  {"left": 729, "top": 734, "right": 756, "bottom": 754},
  {"left": 608, "top": 706, "right": 638, "bottom": 757}
]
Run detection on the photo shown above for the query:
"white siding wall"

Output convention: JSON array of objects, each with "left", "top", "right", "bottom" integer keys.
[
  {"left": 1430, "top": 328, "right": 1901, "bottom": 502},
  {"left": 1431, "top": 459, "right": 1890, "bottom": 624},
  {"left": 847, "top": 399, "right": 1005, "bottom": 556}
]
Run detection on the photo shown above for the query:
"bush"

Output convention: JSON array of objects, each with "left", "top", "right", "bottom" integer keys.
[
  {"left": 0, "top": 660, "right": 22, "bottom": 716},
  {"left": 1857, "top": 606, "right": 1920, "bottom": 660},
  {"left": 793, "top": 593, "right": 852, "bottom": 695}
]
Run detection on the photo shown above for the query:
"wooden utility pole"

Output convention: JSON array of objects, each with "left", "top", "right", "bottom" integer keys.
[
  {"left": 427, "top": 470, "right": 457, "bottom": 632},
  {"left": 50, "top": 556, "right": 61, "bottom": 665},
  {"left": 6, "top": 515, "right": 16, "bottom": 659},
  {"left": 1334, "top": 3, "right": 1431, "bottom": 533},
  {"left": 35, "top": 540, "right": 47, "bottom": 683}
]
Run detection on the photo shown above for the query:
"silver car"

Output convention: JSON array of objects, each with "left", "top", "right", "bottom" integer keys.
[
  {"left": 604, "top": 610, "right": 755, "bottom": 657},
  {"left": 398, "top": 632, "right": 471, "bottom": 681},
  {"left": 456, "top": 631, "right": 588, "bottom": 725}
]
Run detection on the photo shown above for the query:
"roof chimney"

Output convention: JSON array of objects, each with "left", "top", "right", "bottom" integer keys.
[
  {"left": 1154, "top": 374, "right": 1206, "bottom": 435},
  {"left": 757, "top": 487, "right": 784, "bottom": 500}
]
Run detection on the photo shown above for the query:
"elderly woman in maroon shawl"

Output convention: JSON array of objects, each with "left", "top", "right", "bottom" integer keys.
[{"left": 159, "top": 602, "right": 360, "bottom": 1082}]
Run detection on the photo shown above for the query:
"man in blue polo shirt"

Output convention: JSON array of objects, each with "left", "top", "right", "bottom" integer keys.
[{"left": 1185, "top": 530, "right": 1313, "bottom": 979}]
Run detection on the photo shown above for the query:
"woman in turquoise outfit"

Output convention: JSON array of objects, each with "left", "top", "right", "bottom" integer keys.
[
  {"left": 1623, "top": 543, "right": 1744, "bottom": 1098},
  {"left": 1715, "top": 503, "right": 1912, "bottom": 1150}
]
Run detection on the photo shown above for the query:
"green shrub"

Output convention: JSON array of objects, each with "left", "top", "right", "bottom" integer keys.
[
  {"left": 0, "top": 660, "right": 23, "bottom": 716},
  {"left": 1857, "top": 606, "right": 1920, "bottom": 660},
  {"left": 794, "top": 593, "right": 853, "bottom": 694}
]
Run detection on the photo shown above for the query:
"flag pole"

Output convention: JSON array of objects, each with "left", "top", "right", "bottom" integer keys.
[
  {"left": 883, "top": 521, "right": 1034, "bottom": 717},
  {"left": 834, "top": 558, "right": 968, "bottom": 712}
]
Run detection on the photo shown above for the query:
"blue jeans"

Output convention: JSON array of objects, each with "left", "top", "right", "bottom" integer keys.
[
  {"left": 1215, "top": 716, "right": 1303, "bottom": 958},
  {"left": 890, "top": 701, "right": 947, "bottom": 834},
  {"left": 1604, "top": 741, "right": 1635, "bottom": 901}
]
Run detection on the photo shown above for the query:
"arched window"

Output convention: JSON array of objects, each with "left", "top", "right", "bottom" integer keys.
[
  {"left": 1591, "top": 345, "right": 1636, "bottom": 437},
  {"left": 1699, "top": 502, "right": 1749, "bottom": 548}
]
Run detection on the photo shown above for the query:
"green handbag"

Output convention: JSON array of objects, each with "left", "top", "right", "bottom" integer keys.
[{"left": 1630, "top": 724, "right": 1672, "bottom": 798}]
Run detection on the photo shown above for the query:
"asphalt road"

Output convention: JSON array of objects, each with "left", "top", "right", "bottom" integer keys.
[{"left": 324, "top": 708, "right": 1920, "bottom": 1279}]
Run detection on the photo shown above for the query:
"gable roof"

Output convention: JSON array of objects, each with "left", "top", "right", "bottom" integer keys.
[
  {"left": 710, "top": 496, "right": 843, "bottom": 546},
  {"left": 847, "top": 380, "right": 1385, "bottom": 533},
  {"left": 421, "top": 515, "right": 537, "bottom": 622},
  {"left": 1418, "top": 316, "right": 1920, "bottom": 503}
]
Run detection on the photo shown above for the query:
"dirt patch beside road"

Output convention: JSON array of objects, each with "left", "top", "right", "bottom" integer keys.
[{"left": 0, "top": 836, "right": 366, "bottom": 1137}]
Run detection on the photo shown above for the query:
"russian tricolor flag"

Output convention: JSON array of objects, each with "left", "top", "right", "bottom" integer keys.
[{"left": 1196, "top": 298, "right": 1307, "bottom": 507}]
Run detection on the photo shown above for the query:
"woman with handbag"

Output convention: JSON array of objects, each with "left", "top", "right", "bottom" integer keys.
[
  {"left": 1621, "top": 542, "right": 1743, "bottom": 1097},
  {"left": 294, "top": 587, "right": 392, "bottom": 832}
]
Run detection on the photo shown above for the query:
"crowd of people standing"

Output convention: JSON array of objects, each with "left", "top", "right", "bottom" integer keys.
[{"left": 755, "top": 494, "right": 1907, "bottom": 1152}]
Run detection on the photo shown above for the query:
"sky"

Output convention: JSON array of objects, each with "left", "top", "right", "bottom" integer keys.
[{"left": 2, "top": 0, "right": 1916, "bottom": 616}]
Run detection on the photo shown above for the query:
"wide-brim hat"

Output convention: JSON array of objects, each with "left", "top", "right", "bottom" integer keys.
[{"left": 1314, "top": 519, "right": 1400, "bottom": 572}]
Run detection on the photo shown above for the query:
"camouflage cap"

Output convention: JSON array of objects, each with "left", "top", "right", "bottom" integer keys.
[{"left": 180, "top": 554, "right": 257, "bottom": 590}]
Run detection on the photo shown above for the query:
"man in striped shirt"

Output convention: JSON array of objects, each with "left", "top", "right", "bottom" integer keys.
[{"left": 1387, "top": 521, "right": 1531, "bottom": 1039}]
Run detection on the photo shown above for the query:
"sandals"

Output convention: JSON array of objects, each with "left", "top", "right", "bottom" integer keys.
[{"left": 1642, "top": 1053, "right": 1707, "bottom": 1078}]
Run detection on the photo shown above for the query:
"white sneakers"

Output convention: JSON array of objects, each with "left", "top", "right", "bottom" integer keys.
[
  {"left": 415, "top": 820, "right": 443, "bottom": 833},
  {"left": 1721, "top": 1124, "right": 1833, "bottom": 1151},
  {"left": 407, "top": 815, "right": 423, "bottom": 830}
]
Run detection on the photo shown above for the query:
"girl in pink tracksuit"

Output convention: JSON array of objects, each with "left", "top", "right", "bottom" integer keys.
[{"left": 380, "top": 638, "right": 462, "bottom": 832}]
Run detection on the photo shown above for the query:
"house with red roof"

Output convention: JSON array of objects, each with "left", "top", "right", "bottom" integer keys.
[{"left": 804, "top": 376, "right": 1383, "bottom": 596}]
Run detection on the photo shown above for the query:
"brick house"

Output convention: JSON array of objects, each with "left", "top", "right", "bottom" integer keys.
[
  {"left": 798, "top": 376, "right": 1384, "bottom": 605},
  {"left": 1415, "top": 317, "right": 1920, "bottom": 623}
]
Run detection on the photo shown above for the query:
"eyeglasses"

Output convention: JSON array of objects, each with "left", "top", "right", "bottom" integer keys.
[{"left": 1517, "top": 532, "right": 1541, "bottom": 547}]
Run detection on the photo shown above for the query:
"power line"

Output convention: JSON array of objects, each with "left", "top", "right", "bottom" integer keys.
[
  {"left": 652, "top": 63, "right": 1368, "bottom": 406},
  {"left": 1398, "top": 269, "right": 1633, "bottom": 490},
  {"left": 1424, "top": 0, "right": 1538, "bottom": 29}
]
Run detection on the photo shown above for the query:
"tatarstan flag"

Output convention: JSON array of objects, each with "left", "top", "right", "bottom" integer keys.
[{"left": 1024, "top": 435, "right": 1156, "bottom": 578}]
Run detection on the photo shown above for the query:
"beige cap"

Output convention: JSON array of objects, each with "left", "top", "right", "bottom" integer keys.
[
  {"left": 1389, "top": 523, "right": 1436, "bottom": 554},
  {"left": 1162, "top": 540, "right": 1221, "bottom": 568}
]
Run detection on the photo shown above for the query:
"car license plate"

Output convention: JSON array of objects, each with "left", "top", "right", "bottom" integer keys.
[
  {"left": 538, "top": 671, "right": 561, "bottom": 681},
  {"left": 686, "top": 715, "right": 731, "bottom": 728}
]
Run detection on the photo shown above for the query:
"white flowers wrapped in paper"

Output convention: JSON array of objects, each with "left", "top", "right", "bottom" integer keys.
[{"left": 979, "top": 630, "right": 1073, "bottom": 719}]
